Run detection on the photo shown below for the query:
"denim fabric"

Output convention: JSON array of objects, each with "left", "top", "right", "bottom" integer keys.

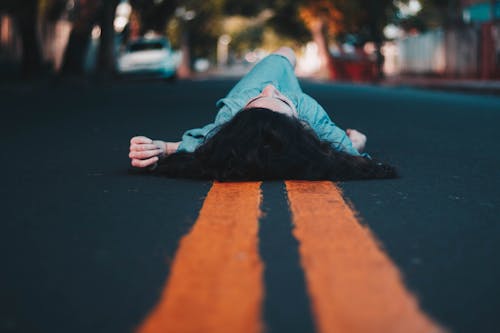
[{"left": 177, "top": 54, "right": 367, "bottom": 158}]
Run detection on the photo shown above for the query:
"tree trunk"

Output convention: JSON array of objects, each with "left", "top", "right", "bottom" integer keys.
[
  {"left": 61, "top": 28, "right": 92, "bottom": 75},
  {"left": 177, "top": 27, "right": 191, "bottom": 78},
  {"left": 373, "top": 41, "right": 384, "bottom": 80},
  {"left": 309, "top": 19, "right": 335, "bottom": 79},
  {"left": 60, "top": 0, "right": 100, "bottom": 75},
  {"left": 96, "top": 0, "right": 118, "bottom": 78},
  {"left": 368, "top": 0, "right": 384, "bottom": 80},
  {"left": 16, "top": 0, "right": 42, "bottom": 77}
]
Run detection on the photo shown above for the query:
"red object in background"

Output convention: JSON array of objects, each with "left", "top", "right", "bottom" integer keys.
[
  {"left": 480, "top": 22, "right": 499, "bottom": 79},
  {"left": 327, "top": 49, "right": 378, "bottom": 82},
  {"left": 329, "top": 57, "right": 378, "bottom": 82}
]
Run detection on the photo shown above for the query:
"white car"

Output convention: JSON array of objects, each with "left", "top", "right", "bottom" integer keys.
[{"left": 117, "top": 37, "right": 178, "bottom": 79}]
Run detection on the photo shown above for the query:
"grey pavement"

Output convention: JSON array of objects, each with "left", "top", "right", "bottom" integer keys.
[
  {"left": 200, "top": 64, "right": 500, "bottom": 96},
  {"left": 1, "top": 78, "right": 499, "bottom": 333},
  {"left": 381, "top": 75, "right": 500, "bottom": 96}
]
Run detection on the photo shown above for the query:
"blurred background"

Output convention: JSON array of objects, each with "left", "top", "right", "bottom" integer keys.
[
  {"left": 0, "top": 0, "right": 499, "bottom": 82},
  {"left": 1, "top": 4, "right": 500, "bottom": 333}
]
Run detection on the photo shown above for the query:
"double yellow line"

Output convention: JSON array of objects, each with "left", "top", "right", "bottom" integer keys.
[{"left": 137, "top": 181, "right": 444, "bottom": 333}]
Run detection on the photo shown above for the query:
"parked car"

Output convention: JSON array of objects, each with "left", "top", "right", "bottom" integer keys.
[{"left": 117, "top": 37, "right": 178, "bottom": 79}]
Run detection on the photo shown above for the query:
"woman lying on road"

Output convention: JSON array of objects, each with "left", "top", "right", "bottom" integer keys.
[{"left": 129, "top": 47, "right": 397, "bottom": 181}]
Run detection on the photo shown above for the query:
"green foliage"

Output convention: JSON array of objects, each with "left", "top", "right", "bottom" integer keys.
[
  {"left": 223, "top": 16, "right": 266, "bottom": 53},
  {"left": 135, "top": 0, "right": 453, "bottom": 61},
  {"left": 266, "top": 0, "right": 310, "bottom": 43},
  {"left": 267, "top": 0, "right": 396, "bottom": 44},
  {"left": 396, "top": 0, "right": 455, "bottom": 31},
  {"left": 42, "top": 0, "right": 67, "bottom": 22},
  {"left": 130, "top": 0, "right": 178, "bottom": 33},
  {"left": 223, "top": 0, "right": 269, "bottom": 16},
  {"left": 129, "top": 0, "right": 400, "bottom": 59}
]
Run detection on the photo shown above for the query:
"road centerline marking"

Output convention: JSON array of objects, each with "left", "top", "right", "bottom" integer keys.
[
  {"left": 137, "top": 181, "right": 264, "bottom": 333},
  {"left": 285, "top": 180, "right": 445, "bottom": 333}
]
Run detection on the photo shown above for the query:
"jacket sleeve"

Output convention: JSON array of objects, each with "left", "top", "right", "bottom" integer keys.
[
  {"left": 176, "top": 104, "right": 236, "bottom": 153},
  {"left": 298, "top": 94, "right": 369, "bottom": 158}
]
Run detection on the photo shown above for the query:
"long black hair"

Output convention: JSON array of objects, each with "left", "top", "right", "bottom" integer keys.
[{"left": 153, "top": 107, "right": 397, "bottom": 181}]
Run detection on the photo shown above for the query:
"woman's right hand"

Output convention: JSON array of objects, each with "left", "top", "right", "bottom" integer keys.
[
  {"left": 129, "top": 136, "right": 166, "bottom": 168},
  {"left": 346, "top": 129, "right": 367, "bottom": 153}
]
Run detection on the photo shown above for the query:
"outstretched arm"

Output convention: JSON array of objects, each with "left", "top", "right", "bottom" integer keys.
[
  {"left": 129, "top": 136, "right": 181, "bottom": 168},
  {"left": 298, "top": 94, "right": 368, "bottom": 156},
  {"left": 130, "top": 102, "right": 236, "bottom": 169},
  {"left": 176, "top": 104, "right": 236, "bottom": 153}
]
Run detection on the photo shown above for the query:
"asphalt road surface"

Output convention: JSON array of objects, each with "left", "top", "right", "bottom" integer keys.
[{"left": 1, "top": 78, "right": 499, "bottom": 333}]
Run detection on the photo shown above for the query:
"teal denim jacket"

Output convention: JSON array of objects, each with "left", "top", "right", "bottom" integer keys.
[{"left": 177, "top": 54, "right": 367, "bottom": 158}]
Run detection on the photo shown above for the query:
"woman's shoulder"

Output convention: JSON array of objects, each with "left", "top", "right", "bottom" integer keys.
[{"left": 291, "top": 92, "right": 322, "bottom": 118}]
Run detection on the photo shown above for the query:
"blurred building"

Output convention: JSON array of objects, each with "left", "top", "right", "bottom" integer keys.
[{"left": 388, "top": 0, "right": 499, "bottom": 79}]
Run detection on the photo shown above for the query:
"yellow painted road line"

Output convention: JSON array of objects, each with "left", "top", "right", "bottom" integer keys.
[
  {"left": 137, "top": 181, "right": 264, "bottom": 333},
  {"left": 285, "top": 180, "right": 445, "bottom": 333}
]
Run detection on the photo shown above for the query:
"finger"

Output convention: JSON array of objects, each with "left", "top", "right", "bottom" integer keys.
[
  {"left": 129, "top": 149, "right": 162, "bottom": 159},
  {"left": 129, "top": 150, "right": 161, "bottom": 159},
  {"left": 131, "top": 156, "right": 159, "bottom": 168},
  {"left": 130, "top": 136, "right": 153, "bottom": 144},
  {"left": 130, "top": 143, "right": 159, "bottom": 152}
]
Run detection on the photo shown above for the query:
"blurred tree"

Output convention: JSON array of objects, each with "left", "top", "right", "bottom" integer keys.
[
  {"left": 396, "top": 0, "right": 457, "bottom": 32},
  {"left": 59, "top": 0, "right": 121, "bottom": 77},
  {"left": 43, "top": 0, "right": 68, "bottom": 22},
  {"left": 365, "top": 0, "right": 395, "bottom": 79},
  {"left": 129, "top": 0, "right": 178, "bottom": 34},
  {"left": 220, "top": 0, "right": 272, "bottom": 50},
  {"left": 0, "top": 0, "right": 43, "bottom": 76},
  {"left": 181, "top": 2, "right": 221, "bottom": 76},
  {"left": 267, "top": 0, "right": 395, "bottom": 78},
  {"left": 60, "top": 0, "right": 101, "bottom": 75},
  {"left": 224, "top": 0, "right": 269, "bottom": 16},
  {"left": 267, "top": 0, "right": 310, "bottom": 43},
  {"left": 298, "top": 0, "right": 343, "bottom": 76},
  {"left": 427, "top": 0, "right": 460, "bottom": 26},
  {"left": 129, "top": 0, "right": 184, "bottom": 74},
  {"left": 130, "top": 0, "right": 273, "bottom": 75},
  {"left": 96, "top": 0, "right": 120, "bottom": 77},
  {"left": 221, "top": 10, "right": 292, "bottom": 54}
]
